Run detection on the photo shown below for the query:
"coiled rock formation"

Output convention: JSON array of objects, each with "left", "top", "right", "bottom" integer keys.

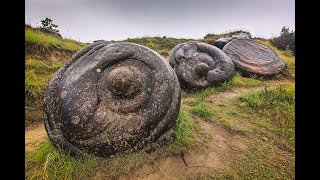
[
  {"left": 44, "top": 41, "right": 181, "bottom": 157},
  {"left": 222, "top": 39, "right": 286, "bottom": 77},
  {"left": 169, "top": 41, "right": 235, "bottom": 91}
]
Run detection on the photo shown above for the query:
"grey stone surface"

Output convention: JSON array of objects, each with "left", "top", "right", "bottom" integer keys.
[
  {"left": 169, "top": 41, "right": 235, "bottom": 91},
  {"left": 213, "top": 32, "right": 250, "bottom": 49},
  {"left": 44, "top": 41, "right": 181, "bottom": 157},
  {"left": 222, "top": 39, "right": 286, "bottom": 77}
]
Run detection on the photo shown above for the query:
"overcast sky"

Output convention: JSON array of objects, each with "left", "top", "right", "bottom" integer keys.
[{"left": 25, "top": 0, "right": 295, "bottom": 43}]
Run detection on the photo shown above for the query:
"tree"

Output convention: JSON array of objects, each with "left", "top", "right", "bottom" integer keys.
[
  {"left": 41, "top": 18, "right": 59, "bottom": 33},
  {"left": 281, "top": 26, "right": 290, "bottom": 36}
]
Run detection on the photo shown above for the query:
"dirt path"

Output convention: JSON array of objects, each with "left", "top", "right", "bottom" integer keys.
[
  {"left": 116, "top": 119, "right": 249, "bottom": 180},
  {"left": 25, "top": 123, "right": 47, "bottom": 152}
]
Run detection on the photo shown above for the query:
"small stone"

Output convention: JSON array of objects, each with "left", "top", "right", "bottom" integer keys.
[{"left": 96, "top": 69, "right": 101, "bottom": 73}]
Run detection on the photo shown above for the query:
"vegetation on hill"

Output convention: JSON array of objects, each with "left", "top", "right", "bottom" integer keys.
[
  {"left": 270, "top": 26, "right": 295, "bottom": 55},
  {"left": 116, "top": 36, "right": 194, "bottom": 58},
  {"left": 25, "top": 26, "right": 85, "bottom": 52},
  {"left": 25, "top": 25, "right": 86, "bottom": 125}
]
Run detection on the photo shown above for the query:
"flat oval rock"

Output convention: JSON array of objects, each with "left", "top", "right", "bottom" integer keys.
[
  {"left": 222, "top": 39, "right": 286, "bottom": 77},
  {"left": 169, "top": 41, "right": 235, "bottom": 91},
  {"left": 43, "top": 41, "right": 181, "bottom": 157}
]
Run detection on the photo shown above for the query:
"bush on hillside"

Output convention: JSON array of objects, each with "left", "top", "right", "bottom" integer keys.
[{"left": 270, "top": 26, "right": 295, "bottom": 55}]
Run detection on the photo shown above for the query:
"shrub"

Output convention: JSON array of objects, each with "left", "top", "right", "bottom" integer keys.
[{"left": 270, "top": 26, "right": 295, "bottom": 54}]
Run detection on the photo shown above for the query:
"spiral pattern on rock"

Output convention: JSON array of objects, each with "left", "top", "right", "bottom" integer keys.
[
  {"left": 222, "top": 39, "right": 286, "bottom": 77},
  {"left": 169, "top": 41, "right": 235, "bottom": 91},
  {"left": 43, "top": 41, "right": 181, "bottom": 157}
]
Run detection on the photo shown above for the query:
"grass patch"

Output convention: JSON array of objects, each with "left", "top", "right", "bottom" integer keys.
[
  {"left": 26, "top": 27, "right": 61, "bottom": 48},
  {"left": 186, "top": 73, "right": 263, "bottom": 103},
  {"left": 60, "top": 39, "right": 84, "bottom": 51},
  {"left": 229, "top": 72, "right": 263, "bottom": 87},
  {"left": 25, "top": 140, "right": 98, "bottom": 180},
  {"left": 234, "top": 141, "right": 294, "bottom": 179},
  {"left": 25, "top": 27, "right": 84, "bottom": 51},
  {"left": 192, "top": 103, "right": 214, "bottom": 120},
  {"left": 25, "top": 70, "right": 47, "bottom": 100},
  {"left": 240, "top": 83, "right": 295, "bottom": 149},
  {"left": 25, "top": 58, "right": 64, "bottom": 125},
  {"left": 175, "top": 108, "right": 199, "bottom": 145},
  {"left": 191, "top": 81, "right": 233, "bottom": 101},
  {"left": 116, "top": 36, "right": 194, "bottom": 56}
]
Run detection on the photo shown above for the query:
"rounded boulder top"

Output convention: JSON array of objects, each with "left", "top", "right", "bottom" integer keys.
[
  {"left": 43, "top": 41, "right": 181, "bottom": 157},
  {"left": 212, "top": 31, "right": 251, "bottom": 49},
  {"left": 169, "top": 41, "right": 235, "bottom": 91},
  {"left": 222, "top": 39, "right": 287, "bottom": 77}
]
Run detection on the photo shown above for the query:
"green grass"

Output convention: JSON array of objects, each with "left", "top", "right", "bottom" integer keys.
[
  {"left": 26, "top": 140, "right": 98, "bottom": 180},
  {"left": 234, "top": 141, "right": 294, "bottom": 179},
  {"left": 240, "top": 83, "right": 295, "bottom": 148},
  {"left": 116, "top": 36, "right": 194, "bottom": 58},
  {"left": 26, "top": 28, "right": 61, "bottom": 48},
  {"left": 192, "top": 103, "right": 214, "bottom": 120},
  {"left": 229, "top": 72, "right": 263, "bottom": 87},
  {"left": 25, "top": 58, "right": 64, "bottom": 125},
  {"left": 184, "top": 73, "right": 263, "bottom": 102},
  {"left": 175, "top": 108, "right": 199, "bottom": 145},
  {"left": 25, "top": 70, "right": 47, "bottom": 100},
  {"left": 25, "top": 27, "right": 84, "bottom": 51},
  {"left": 191, "top": 83, "right": 295, "bottom": 179}
]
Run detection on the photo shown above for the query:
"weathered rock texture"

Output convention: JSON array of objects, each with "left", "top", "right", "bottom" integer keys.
[
  {"left": 169, "top": 41, "right": 235, "bottom": 91},
  {"left": 222, "top": 39, "right": 286, "bottom": 77},
  {"left": 44, "top": 41, "right": 181, "bottom": 157},
  {"left": 213, "top": 32, "right": 250, "bottom": 49}
]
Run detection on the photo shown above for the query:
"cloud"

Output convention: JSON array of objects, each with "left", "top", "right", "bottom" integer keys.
[{"left": 25, "top": 0, "right": 295, "bottom": 42}]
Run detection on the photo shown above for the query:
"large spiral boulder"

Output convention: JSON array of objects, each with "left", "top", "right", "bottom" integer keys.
[
  {"left": 43, "top": 41, "right": 181, "bottom": 157},
  {"left": 169, "top": 41, "right": 235, "bottom": 91},
  {"left": 222, "top": 39, "right": 286, "bottom": 77}
]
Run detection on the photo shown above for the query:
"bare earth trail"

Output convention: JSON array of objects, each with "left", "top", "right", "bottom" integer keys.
[
  {"left": 25, "top": 123, "right": 46, "bottom": 152},
  {"left": 25, "top": 81, "right": 291, "bottom": 179}
]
